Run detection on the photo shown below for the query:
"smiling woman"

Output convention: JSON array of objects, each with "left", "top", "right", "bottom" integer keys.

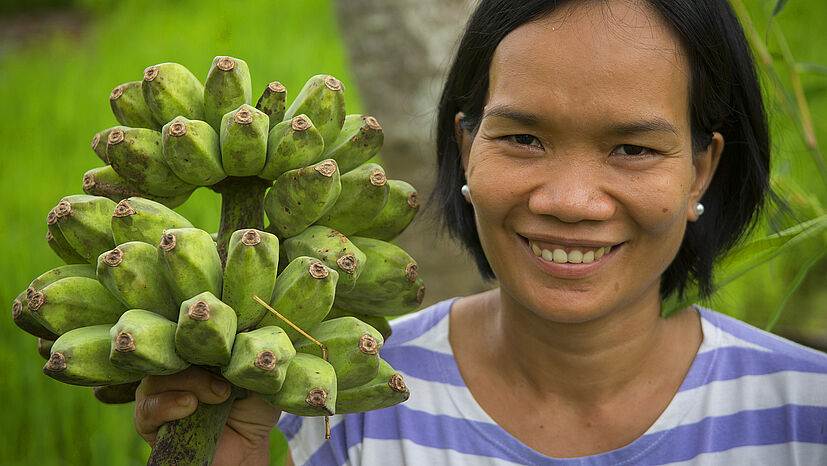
[{"left": 134, "top": 0, "right": 827, "bottom": 464}]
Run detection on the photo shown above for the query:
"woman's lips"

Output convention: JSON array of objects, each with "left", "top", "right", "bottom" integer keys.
[{"left": 522, "top": 236, "right": 622, "bottom": 278}]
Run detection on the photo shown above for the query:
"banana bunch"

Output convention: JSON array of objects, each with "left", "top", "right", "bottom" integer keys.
[{"left": 12, "top": 56, "right": 425, "bottom": 461}]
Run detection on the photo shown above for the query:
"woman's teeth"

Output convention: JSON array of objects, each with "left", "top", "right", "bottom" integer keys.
[{"left": 530, "top": 242, "right": 611, "bottom": 264}]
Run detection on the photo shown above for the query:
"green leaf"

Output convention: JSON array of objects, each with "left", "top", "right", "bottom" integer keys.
[
  {"left": 662, "top": 213, "right": 827, "bottom": 317},
  {"left": 795, "top": 62, "right": 827, "bottom": 77},
  {"left": 765, "top": 0, "right": 790, "bottom": 43},
  {"left": 764, "top": 243, "right": 827, "bottom": 332}
]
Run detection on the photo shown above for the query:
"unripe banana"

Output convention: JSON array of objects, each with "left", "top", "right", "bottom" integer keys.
[
  {"left": 91, "top": 127, "right": 118, "bottom": 164},
  {"left": 82, "top": 166, "right": 192, "bottom": 208},
  {"left": 220, "top": 104, "right": 269, "bottom": 176},
  {"left": 222, "top": 229, "right": 279, "bottom": 331},
  {"left": 174, "top": 291, "right": 237, "bottom": 366},
  {"left": 12, "top": 291, "right": 58, "bottom": 340},
  {"left": 109, "top": 81, "right": 159, "bottom": 129},
  {"left": 93, "top": 381, "right": 141, "bottom": 404},
  {"left": 353, "top": 180, "right": 419, "bottom": 241},
  {"left": 314, "top": 163, "right": 389, "bottom": 236},
  {"left": 322, "top": 114, "right": 384, "bottom": 173},
  {"left": 256, "top": 256, "right": 338, "bottom": 342},
  {"left": 109, "top": 309, "right": 189, "bottom": 374},
  {"left": 294, "top": 317, "right": 384, "bottom": 389},
  {"left": 142, "top": 62, "right": 205, "bottom": 123},
  {"left": 157, "top": 228, "right": 223, "bottom": 303},
  {"left": 106, "top": 127, "right": 196, "bottom": 197},
  {"left": 264, "top": 160, "right": 341, "bottom": 239},
  {"left": 46, "top": 229, "right": 87, "bottom": 265},
  {"left": 335, "top": 358, "right": 409, "bottom": 414},
  {"left": 161, "top": 117, "right": 226, "bottom": 186},
  {"left": 283, "top": 75, "right": 346, "bottom": 147},
  {"left": 27, "top": 264, "right": 98, "bottom": 300},
  {"left": 27, "top": 276, "right": 126, "bottom": 335},
  {"left": 111, "top": 197, "right": 194, "bottom": 246},
  {"left": 255, "top": 81, "right": 286, "bottom": 128},
  {"left": 43, "top": 325, "right": 143, "bottom": 386},
  {"left": 282, "top": 226, "right": 365, "bottom": 291},
  {"left": 204, "top": 56, "right": 252, "bottom": 131},
  {"left": 97, "top": 242, "right": 179, "bottom": 320},
  {"left": 221, "top": 326, "right": 295, "bottom": 395},
  {"left": 258, "top": 115, "right": 325, "bottom": 181},
  {"left": 260, "top": 352, "right": 337, "bottom": 416},
  {"left": 325, "top": 306, "right": 392, "bottom": 342},
  {"left": 38, "top": 337, "right": 54, "bottom": 360},
  {"left": 335, "top": 236, "right": 425, "bottom": 316},
  {"left": 51, "top": 195, "right": 116, "bottom": 265}
]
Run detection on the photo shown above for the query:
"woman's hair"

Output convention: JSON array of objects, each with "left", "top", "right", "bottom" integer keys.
[{"left": 431, "top": 0, "right": 771, "bottom": 299}]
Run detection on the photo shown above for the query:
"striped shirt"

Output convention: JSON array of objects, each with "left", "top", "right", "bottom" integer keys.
[{"left": 278, "top": 298, "right": 827, "bottom": 465}]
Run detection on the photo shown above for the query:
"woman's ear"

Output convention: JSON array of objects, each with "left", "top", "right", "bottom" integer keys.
[
  {"left": 687, "top": 132, "right": 724, "bottom": 222},
  {"left": 455, "top": 112, "right": 473, "bottom": 173}
]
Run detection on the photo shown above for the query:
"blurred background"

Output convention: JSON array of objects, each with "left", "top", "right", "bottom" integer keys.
[{"left": 0, "top": 0, "right": 824, "bottom": 464}]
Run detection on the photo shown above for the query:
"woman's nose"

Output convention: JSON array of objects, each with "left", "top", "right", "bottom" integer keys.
[{"left": 526, "top": 160, "right": 615, "bottom": 223}]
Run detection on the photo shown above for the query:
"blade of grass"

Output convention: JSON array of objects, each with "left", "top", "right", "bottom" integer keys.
[{"left": 765, "top": 243, "right": 827, "bottom": 331}]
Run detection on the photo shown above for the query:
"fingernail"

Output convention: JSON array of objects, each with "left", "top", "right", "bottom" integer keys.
[
  {"left": 176, "top": 394, "right": 193, "bottom": 407},
  {"left": 211, "top": 379, "right": 229, "bottom": 396}
]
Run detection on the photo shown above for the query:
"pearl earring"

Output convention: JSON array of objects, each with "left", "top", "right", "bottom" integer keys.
[
  {"left": 461, "top": 184, "right": 471, "bottom": 201},
  {"left": 695, "top": 202, "right": 705, "bottom": 216}
]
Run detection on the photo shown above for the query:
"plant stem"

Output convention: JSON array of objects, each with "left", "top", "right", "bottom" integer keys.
[{"left": 212, "top": 176, "right": 272, "bottom": 263}]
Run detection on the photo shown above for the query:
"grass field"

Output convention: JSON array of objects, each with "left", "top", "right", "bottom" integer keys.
[{"left": 0, "top": 0, "right": 361, "bottom": 463}]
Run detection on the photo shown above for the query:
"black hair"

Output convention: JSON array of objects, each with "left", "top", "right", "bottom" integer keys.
[{"left": 431, "top": 0, "right": 771, "bottom": 299}]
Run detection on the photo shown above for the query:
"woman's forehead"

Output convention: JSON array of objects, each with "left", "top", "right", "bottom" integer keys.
[{"left": 486, "top": 0, "right": 690, "bottom": 128}]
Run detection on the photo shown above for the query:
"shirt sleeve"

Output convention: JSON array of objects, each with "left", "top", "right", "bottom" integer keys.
[{"left": 277, "top": 414, "right": 356, "bottom": 466}]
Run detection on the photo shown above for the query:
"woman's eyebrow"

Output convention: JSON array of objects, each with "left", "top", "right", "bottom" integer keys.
[{"left": 481, "top": 105, "right": 541, "bottom": 126}]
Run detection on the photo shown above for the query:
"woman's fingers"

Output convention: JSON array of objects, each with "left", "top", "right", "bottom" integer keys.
[
  {"left": 134, "top": 389, "right": 198, "bottom": 445},
  {"left": 139, "top": 365, "right": 231, "bottom": 404}
]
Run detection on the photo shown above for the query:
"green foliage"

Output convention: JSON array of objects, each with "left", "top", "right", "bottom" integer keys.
[{"left": 0, "top": 0, "right": 359, "bottom": 464}]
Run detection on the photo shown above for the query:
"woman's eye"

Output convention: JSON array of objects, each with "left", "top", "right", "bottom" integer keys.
[
  {"left": 614, "top": 144, "right": 651, "bottom": 157},
  {"left": 506, "top": 134, "right": 543, "bottom": 149}
]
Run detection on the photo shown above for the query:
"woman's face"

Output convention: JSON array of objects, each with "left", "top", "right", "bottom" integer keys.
[{"left": 460, "top": 1, "right": 721, "bottom": 323}]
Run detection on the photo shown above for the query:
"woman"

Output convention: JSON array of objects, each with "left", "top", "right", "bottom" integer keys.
[{"left": 135, "top": 0, "right": 827, "bottom": 464}]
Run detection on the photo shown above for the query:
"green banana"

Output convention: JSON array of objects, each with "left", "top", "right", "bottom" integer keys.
[
  {"left": 264, "top": 159, "right": 341, "bottom": 239},
  {"left": 82, "top": 166, "right": 192, "bottom": 208},
  {"left": 93, "top": 381, "right": 141, "bottom": 404},
  {"left": 43, "top": 325, "right": 143, "bottom": 386},
  {"left": 141, "top": 62, "right": 205, "bottom": 123},
  {"left": 222, "top": 229, "right": 279, "bottom": 330},
  {"left": 27, "top": 264, "right": 98, "bottom": 300},
  {"left": 97, "top": 242, "right": 179, "bottom": 320},
  {"left": 161, "top": 116, "right": 226, "bottom": 186},
  {"left": 174, "top": 291, "right": 237, "bottom": 366},
  {"left": 38, "top": 338, "right": 54, "bottom": 360},
  {"left": 256, "top": 256, "right": 338, "bottom": 342},
  {"left": 353, "top": 180, "right": 419, "bottom": 241},
  {"left": 325, "top": 306, "right": 392, "bottom": 342},
  {"left": 109, "top": 81, "right": 159, "bottom": 129},
  {"left": 220, "top": 104, "right": 269, "bottom": 176},
  {"left": 314, "top": 163, "right": 389, "bottom": 236},
  {"left": 27, "top": 276, "right": 126, "bottom": 335},
  {"left": 282, "top": 225, "right": 366, "bottom": 291},
  {"left": 294, "top": 317, "right": 384, "bottom": 390},
  {"left": 322, "top": 114, "right": 384, "bottom": 173},
  {"left": 335, "top": 358, "right": 410, "bottom": 414},
  {"left": 255, "top": 81, "right": 286, "bottom": 128},
  {"left": 12, "top": 290, "right": 59, "bottom": 340},
  {"left": 46, "top": 207, "right": 87, "bottom": 264},
  {"left": 157, "top": 228, "right": 223, "bottom": 303},
  {"left": 91, "top": 127, "right": 117, "bottom": 164},
  {"left": 258, "top": 115, "right": 325, "bottom": 181},
  {"left": 283, "top": 74, "right": 346, "bottom": 147},
  {"left": 110, "top": 197, "right": 194, "bottom": 246},
  {"left": 109, "top": 309, "right": 189, "bottom": 375},
  {"left": 204, "top": 56, "right": 252, "bottom": 131},
  {"left": 335, "top": 236, "right": 425, "bottom": 316},
  {"left": 221, "top": 326, "right": 295, "bottom": 395},
  {"left": 106, "top": 127, "right": 196, "bottom": 197},
  {"left": 52, "top": 195, "right": 116, "bottom": 265},
  {"left": 260, "top": 352, "right": 337, "bottom": 416}
]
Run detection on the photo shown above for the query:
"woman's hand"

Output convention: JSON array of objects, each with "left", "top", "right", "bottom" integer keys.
[{"left": 134, "top": 365, "right": 281, "bottom": 466}]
